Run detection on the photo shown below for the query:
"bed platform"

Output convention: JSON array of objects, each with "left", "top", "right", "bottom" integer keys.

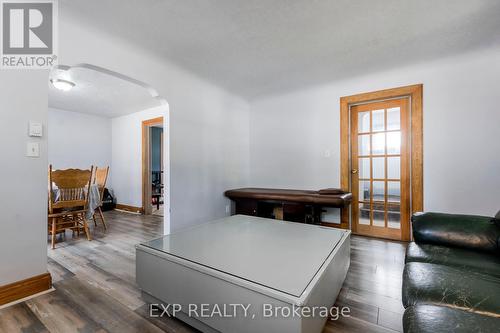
[{"left": 136, "top": 215, "right": 350, "bottom": 333}]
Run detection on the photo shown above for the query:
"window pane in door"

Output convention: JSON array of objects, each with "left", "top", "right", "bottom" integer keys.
[
  {"left": 359, "top": 134, "right": 370, "bottom": 156},
  {"left": 372, "top": 133, "right": 385, "bottom": 155},
  {"left": 387, "top": 156, "right": 400, "bottom": 179},
  {"left": 359, "top": 158, "right": 370, "bottom": 179},
  {"left": 359, "top": 181, "right": 370, "bottom": 201},
  {"left": 358, "top": 202, "right": 370, "bottom": 225},
  {"left": 388, "top": 209, "right": 401, "bottom": 229},
  {"left": 373, "top": 201, "right": 385, "bottom": 227},
  {"left": 358, "top": 111, "right": 370, "bottom": 133},
  {"left": 387, "top": 131, "right": 401, "bottom": 154},
  {"left": 372, "top": 181, "right": 385, "bottom": 202},
  {"left": 387, "top": 107, "right": 400, "bottom": 130},
  {"left": 388, "top": 181, "right": 401, "bottom": 203},
  {"left": 372, "top": 109, "right": 385, "bottom": 132},
  {"left": 372, "top": 157, "right": 385, "bottom": 179}
]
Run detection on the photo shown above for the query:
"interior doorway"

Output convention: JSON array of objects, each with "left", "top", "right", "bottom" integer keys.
[
  {"left": 340, "top": 85, "right": 423, "bottom": 241},
  {"left": 142, "top": 117, "right": 165, "bottom": 216},
  {"left": 47, "top": 63, "right": 171, "bottom": 241},
  {"left": 350, "top": 98, "right": 410, "bottom": 240}
]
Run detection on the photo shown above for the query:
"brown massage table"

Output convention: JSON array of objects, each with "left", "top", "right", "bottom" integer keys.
[{"left": 224, "top": 188, "right": 352, "bottom": 229}]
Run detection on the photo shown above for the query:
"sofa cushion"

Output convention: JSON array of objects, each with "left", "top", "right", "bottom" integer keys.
[
  {"left": 405, "top": 242, "right": 500, "bottom": 277},
  {"left": 402, "top": 262, "right": 500, "bottom": 316},
  {"left": 403, "top": 305, "right": 500, "bottom": 333},
  {"left": 411, "top": 212, "right": 500, "bottom": 253},
  {"left": 492, "top": 210, "right": 500, "bottom": 227}
]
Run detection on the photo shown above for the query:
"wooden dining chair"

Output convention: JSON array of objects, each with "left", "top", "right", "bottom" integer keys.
[
  {"left": 93, "top": 166, "right": 109, "bottom": 230},
  {"left": 48, "top": 165, "right": 93, "bottom": 249}
]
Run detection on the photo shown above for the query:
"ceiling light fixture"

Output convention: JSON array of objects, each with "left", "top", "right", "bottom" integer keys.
[{"left": 50, "top": 78, "right": 75, "bottom": 91}]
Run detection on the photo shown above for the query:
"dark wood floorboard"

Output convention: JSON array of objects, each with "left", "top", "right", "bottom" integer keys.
[{"left": 0, "top": 211, "right": 407, "bottom": 332}]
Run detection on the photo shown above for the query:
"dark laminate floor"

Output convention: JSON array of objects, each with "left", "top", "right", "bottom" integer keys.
[{"left": 0, "top": 211, "right": 407, "bottom": 333}]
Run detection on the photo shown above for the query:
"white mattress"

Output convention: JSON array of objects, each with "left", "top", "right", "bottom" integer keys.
[{"left": 141, "top": 215, "right": 346, "bottom": 297}]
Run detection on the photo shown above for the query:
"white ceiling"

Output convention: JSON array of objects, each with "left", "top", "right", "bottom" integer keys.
[
  {"left": 48, "top": 67, "right": 162, "bottom": 118},
  {"left": 61, "top": 0, "right": 500, "bottom": 100}
]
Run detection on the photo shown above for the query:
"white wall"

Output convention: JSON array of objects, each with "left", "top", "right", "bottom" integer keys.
[
  {"left": 0, "top": 5, "right": 250, "bottom": 286},
  {"left": 0, "top": 71, "right": 48, "bottom": 285},
  {"left": 57, "top": 12, "right": 250, "bottom": 234},
  {"left": 48, "top": 108, "right": 112, "bottom": 181},
  {"left": 111, "top": 105, "right": 165, "bottom": 209},
  {"left": 111, "top": 99, "right": 250, "bottom": 235},
  {"left": 249, "top": 46, "right": 500, "bottom": 216}
]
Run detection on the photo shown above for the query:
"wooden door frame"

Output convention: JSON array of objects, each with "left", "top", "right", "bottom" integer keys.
[
  {"left": 142, "top": 116, "right": 164, "bottom": 215},
  {"left": 340, "top": 84, "right": 423, "bottom": 241}
]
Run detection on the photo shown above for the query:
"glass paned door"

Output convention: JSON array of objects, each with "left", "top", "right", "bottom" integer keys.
[{"left": 350, "top": 98, "right": 410, "bottom": 240}]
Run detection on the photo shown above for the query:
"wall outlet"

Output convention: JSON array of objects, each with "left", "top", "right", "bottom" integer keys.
[{"left": 26, "top": 142, "right": 40, "bottom": 157}]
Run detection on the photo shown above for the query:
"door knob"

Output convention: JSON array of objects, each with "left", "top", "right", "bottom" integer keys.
[{"left": 351, "top": 169, "right": 358, "bottom": 174}]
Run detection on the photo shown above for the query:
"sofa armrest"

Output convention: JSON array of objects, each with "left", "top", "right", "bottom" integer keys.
[{"left": 411, "top": 212, "right": 499, "bottom": 253}]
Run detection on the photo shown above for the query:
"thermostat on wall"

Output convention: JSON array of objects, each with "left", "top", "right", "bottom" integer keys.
[{"left": 29, "top": 121, "right": 43, "bottom": 137}]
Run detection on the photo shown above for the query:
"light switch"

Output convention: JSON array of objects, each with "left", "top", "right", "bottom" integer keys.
[
  {"left": 26, "top": 142, "right": 40, "bottom": 157},
  {"left": 29, "top": 121, "right": 43, "bottom": 137}
]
